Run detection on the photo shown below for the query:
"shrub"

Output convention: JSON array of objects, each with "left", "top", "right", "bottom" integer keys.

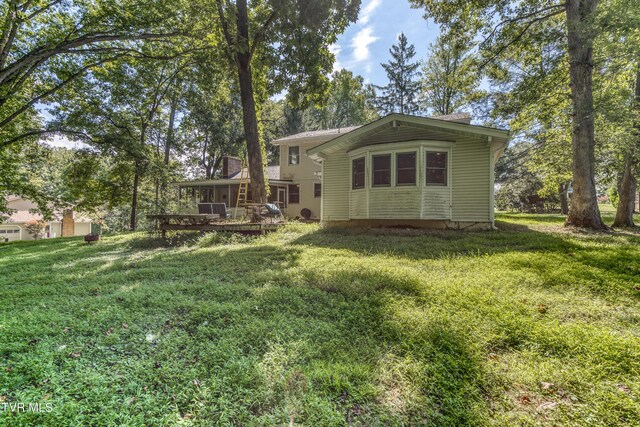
[{"left": 24, "top": 220, "right": 46, "bottom": 239}]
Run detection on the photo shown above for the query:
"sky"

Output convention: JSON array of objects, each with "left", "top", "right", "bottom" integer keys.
[{"left": 332, "top": 0, "right": 439, "bottom": 86}]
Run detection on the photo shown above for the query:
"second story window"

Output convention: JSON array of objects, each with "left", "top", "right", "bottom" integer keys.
[
  {"left": 288, "top": 146, "right": 300, "bottom": 165},
  {"left": 372, "top": 154, "right": 391, "bottom": 187}
]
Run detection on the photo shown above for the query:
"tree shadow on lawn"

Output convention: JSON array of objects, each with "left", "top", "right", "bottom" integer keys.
[
  {"left": 290, "top": 222, "right": 580, "bottom": 262},
  {"left": 4, "top": 243, "right": 491, "bottom": 426}
]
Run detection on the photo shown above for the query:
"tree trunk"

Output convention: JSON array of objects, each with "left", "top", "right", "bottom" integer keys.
[
  {"left": 235, "top": 0, "right": 267, "bottom": 203},
  {"left": 613, "top": 68, "right": 640, "bottom": 226},
  {"left": 564, "top": 0, "right": 606, "bottom": 229},
  {"left": 130, "top": 164, "right": 140, "bottom": 231},
  {"left": 612, "top": 157, "right": 636, "bottom": 227},
  {"left": 165, "top": 98, "right": 176, "bottom": 166},
  {"left": 559, "top": 182, "right": 569, "bottom": 215}
]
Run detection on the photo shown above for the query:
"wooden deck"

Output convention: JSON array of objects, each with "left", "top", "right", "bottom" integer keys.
[{"left": 147, "top": 214, "right": 285, "bottom": 236}]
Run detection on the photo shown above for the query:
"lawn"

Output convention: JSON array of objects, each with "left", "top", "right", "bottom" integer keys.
[{"left": 1, "top": 213, "right": 639, "bottom": 426}]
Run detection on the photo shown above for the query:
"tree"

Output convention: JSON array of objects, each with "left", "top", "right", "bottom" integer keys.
[
  {"left": 375, "top": 33, "right": 422, "bottom": 115},
  {"left": 409, "top": 0, "right": 607, "bottom": 229},
  {"left": 612, "top": 67, "right": 639, "bottom": 227},
  {"left": 0, "top": 0, "right": 185, "bottom": 148},
  {"left": 308, "top": 69, "right": 379, "bottom": 129},
  {"left": 52, "top": 56, "right": 186, "bottom": 230},
  {"left": 211, "top": 0, "right": 360, "bottom": 203},
  {"left": 422, "top": 31, "right": 479, "bottom": 115}
]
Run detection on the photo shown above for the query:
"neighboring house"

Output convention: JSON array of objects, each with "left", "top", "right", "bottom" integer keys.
[
  {"left": 176, "top": 113, "right": 509, "bottom": 228},
  {"left": 0, "top": 196, "right": 92, "bottom": 242}
]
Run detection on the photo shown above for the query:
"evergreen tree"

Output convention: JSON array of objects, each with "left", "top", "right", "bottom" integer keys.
[{"left": 375, "top": 33, "right": 422, "bottom": 115}]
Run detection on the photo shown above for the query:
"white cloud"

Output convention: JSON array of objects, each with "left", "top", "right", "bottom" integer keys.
[
  {"left": 329, "top": 43, "right": 343, "bottom": 72},
  {"left": 351, "top": 26, "right": 379, "bottom": 63},
  {"left": 359, "top": 0, "right": 383, "bottom": 25}
]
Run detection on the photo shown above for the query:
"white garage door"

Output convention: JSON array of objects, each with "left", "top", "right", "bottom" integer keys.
[{"left": 0, "top": 227, "right": 21, "bottom": 242}]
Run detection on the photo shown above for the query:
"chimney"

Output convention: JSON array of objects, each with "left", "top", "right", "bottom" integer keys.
[
  {"left": 222, "top": 156, "right": 243, "bottom": 178},
  {"left": 61, "top": 209, "right": 75, "bottom": 237},
  {"left": 432, "top": 112, "right": 472, "bottom": 124}
]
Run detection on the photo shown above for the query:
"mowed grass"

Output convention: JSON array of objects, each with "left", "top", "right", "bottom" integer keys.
[{"left": 1, "top": 213, "right": 639, "bottom": 426}]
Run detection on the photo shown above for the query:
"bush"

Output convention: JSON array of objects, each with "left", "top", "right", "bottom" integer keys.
[{"left": 24, "top": 220, "right": 46, "bottom": 239}]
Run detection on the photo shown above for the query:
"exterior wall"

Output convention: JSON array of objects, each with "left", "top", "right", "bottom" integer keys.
[
  {"left": 74, "top": 222, "right": 91, "bottom": 236},
  {"left": 322, "top": 152, "right": 350, "bottom": 221},
  {"left": 7, "top": 198, "right": 37, "bottom": 211},
  {"left": 279, "top": 142, "right": 322, "bottom": 219},
  {"left": 451, "top": 139, "right": 491, "bottom": 222},
  {"left": 320, "top": 126, "right": 493, "bottom": 226}
]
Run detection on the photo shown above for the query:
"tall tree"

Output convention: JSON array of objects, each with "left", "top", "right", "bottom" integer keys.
[
  {"left": 52, "top": 56, "right": 186, "bottom": 230},
  {"left": 0, "top": 0, "right": 184, "bottom": 148},
  {"left": 375, "top": 33, "right": 422, "bottom": 115},
  {"left": 422, "top": 31, "right": 479, "bottom": 115},
  {"left": 409, "top": 0, "right": 607, "bottom": 229},
  {"left": 211, "top": 0, "right": 360, "bottom": 203},
  {"left": 309, "top": 69, "right": 379, "bottom": 129}
]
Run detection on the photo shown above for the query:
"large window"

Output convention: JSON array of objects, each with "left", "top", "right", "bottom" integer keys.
[
  {"left": 288, "top": 146, "right": 300, "bottom": 165},
  {"left": 314, "top": 183, "right": 322, "bottom": 198},
  {"left": 288, "top": 184, "right": 300, "bottom": 204},
  {"left": 426, "top": 151, "right": 448, "bottom": 186},
  {"left": 352, "top": 157, "right": 366, "bottom": 189},
  {"left": 396, "top": 152, "right": 416, "bottom": 185},
  {"left": 372, "top": 154, "right": 391, "bottom": 187}
]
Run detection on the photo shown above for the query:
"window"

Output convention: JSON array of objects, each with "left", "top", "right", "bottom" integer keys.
[
  {"left": 372, "top": 154, "right": 391, "bottom": 187},
  {"left": 288, "top": 146, "right": 300, "bottom": 165},
  {"left": 314, "top": 183, "right": 322, "bottom": 198},
  {"left": 352, "top": 157, "right": 366, "bottom": 189},
  {"left": 396, "top": 152, "right": 416, "bottom": 185},
  {"left": 426, "top": 151, "right": 448, "bottom": 186},
  {"left": 288, "top": 184, "right": 300, "bottom": 204}
]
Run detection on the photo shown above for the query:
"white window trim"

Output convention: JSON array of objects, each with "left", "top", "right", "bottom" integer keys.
[
  {"left": 347, "top": 141, "right": 454, "bottom": 221},
  {"left": 288, "top": 145, "right": 300, "bottom": 165}
]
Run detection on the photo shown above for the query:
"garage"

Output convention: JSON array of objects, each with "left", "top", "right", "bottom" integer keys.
[{"left": 0, "top": 226, "right": 22, "bottom": 242}]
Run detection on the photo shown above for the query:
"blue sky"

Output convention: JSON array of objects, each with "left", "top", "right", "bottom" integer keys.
[{"left": 332, "top": 0, "right": 440, "bottom": 86}]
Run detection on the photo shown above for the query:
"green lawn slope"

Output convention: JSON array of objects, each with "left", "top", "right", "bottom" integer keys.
[{"left": 1, "top": 213, "right": 639, "bottom": 426}]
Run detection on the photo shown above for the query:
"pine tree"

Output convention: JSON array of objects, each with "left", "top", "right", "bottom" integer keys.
[{"left": 375, "top": 33, "right": 422, "bottom": 115}]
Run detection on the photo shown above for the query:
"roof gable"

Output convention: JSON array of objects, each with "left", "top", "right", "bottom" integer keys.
[{"left": 307, "top": 114, "right": 509, "bottom": 159}]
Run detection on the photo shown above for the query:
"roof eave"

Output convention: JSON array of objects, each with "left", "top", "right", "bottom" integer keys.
[{"left": 307, "top": 113, "right": 510, "bottom": 157}]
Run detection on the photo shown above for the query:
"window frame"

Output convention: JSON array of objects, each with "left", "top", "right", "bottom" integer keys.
[
  {"left": 352, "top": 157, "right": 366, "bottom": 190},
  {"left": 371, "top": 154, "right": 392, "bottom": 187},
  {"left": 288, "top": 145, "right": 300, "bottom": 165},
  {"left": 395, "top": 151, "right": 417, "bottom": 186},
  {"left": 425, "top": 151, "right": 448, "bottom": 186},
  {"left": 288, "top": 184, "right": 300, "bottom": 204},
  {"left": 314, "top": 183, "right": 322, "bottom": 198}
]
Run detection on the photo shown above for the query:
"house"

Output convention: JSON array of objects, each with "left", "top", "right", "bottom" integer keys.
[
  {"left": 304, "top": 113, "right": 509, "bottom": 229},
  {"left": 176, "top": 113, "right": 509, "bottom": 228},
  {"left": 0, "top": 196, "right": 92, "bottom": 241}
]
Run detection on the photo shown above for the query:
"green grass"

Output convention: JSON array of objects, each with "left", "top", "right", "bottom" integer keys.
[{"left": 1, "top": 213, "right": 639, "bottom": 426}]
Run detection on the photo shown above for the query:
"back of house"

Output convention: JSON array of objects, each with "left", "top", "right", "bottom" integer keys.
[{"left": 281, "top": 113, "right": 509, "bottom": 229}]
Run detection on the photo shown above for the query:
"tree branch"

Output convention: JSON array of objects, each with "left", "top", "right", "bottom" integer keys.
[
  {"left": 249, "top": 9, "right": 277, "bottom": 60},
  {"left": 0, "top": 128, "right": 93, "bottom": 150},
  {"left": 0, "top": 54, "right": 128, "bottom": 129},
  {"left": 478, "top": 8, "right": 566, "bottom": 70}
]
